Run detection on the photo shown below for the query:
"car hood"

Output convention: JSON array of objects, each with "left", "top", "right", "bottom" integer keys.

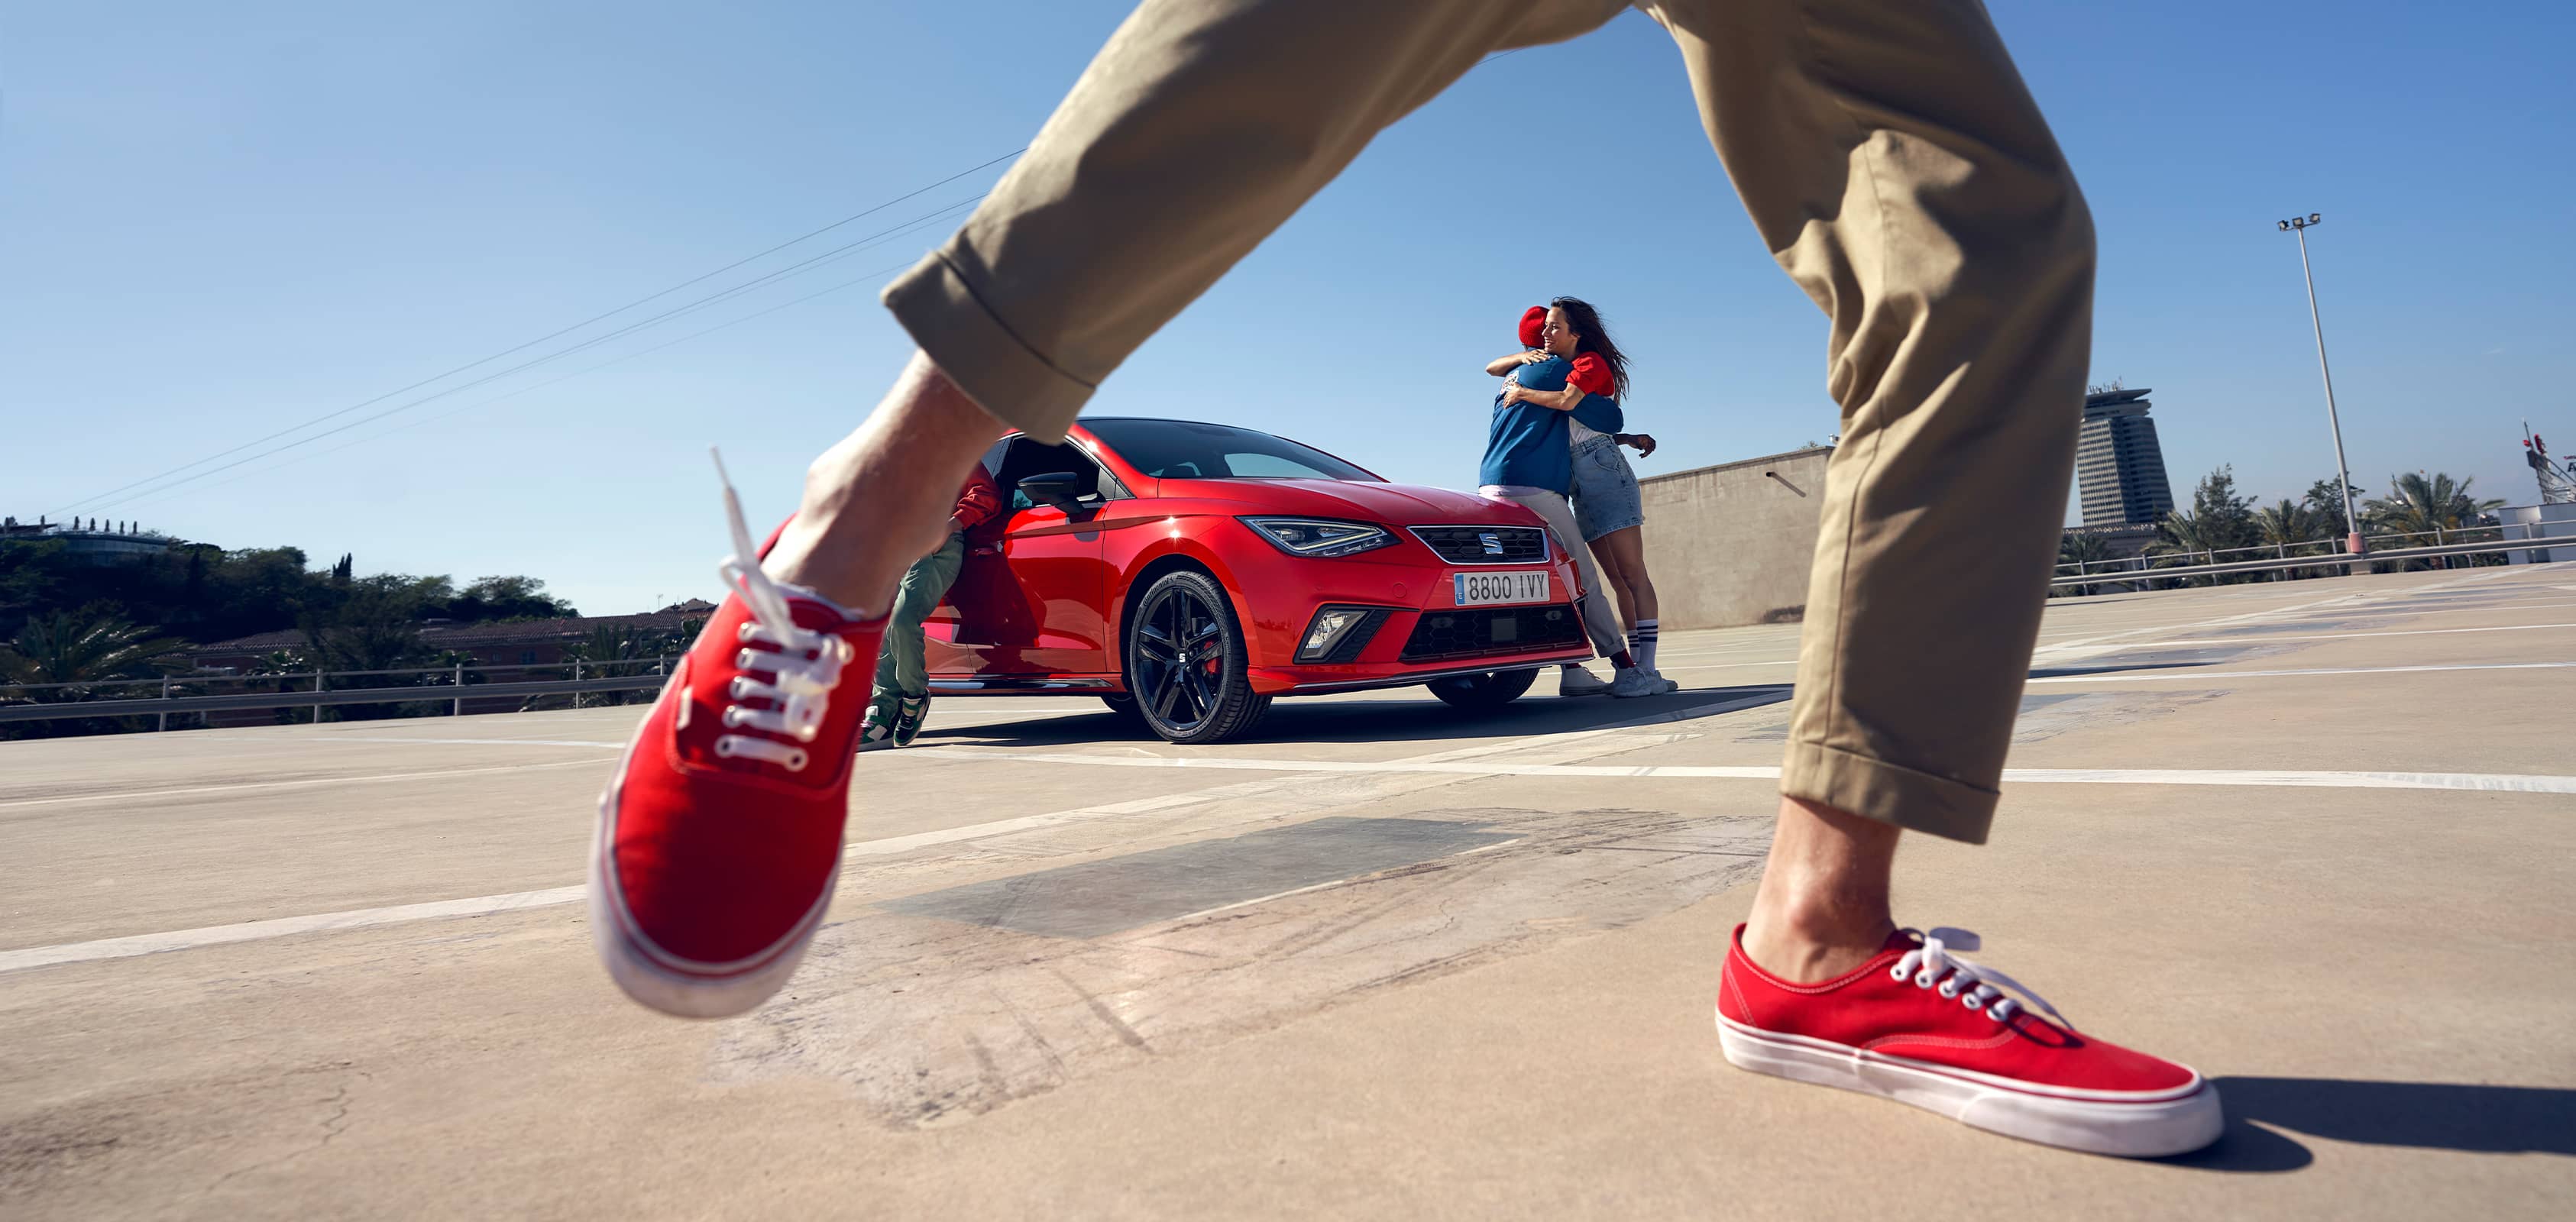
[{"left": 1154, "top": 478, "right": 1536, "bottom": 525}]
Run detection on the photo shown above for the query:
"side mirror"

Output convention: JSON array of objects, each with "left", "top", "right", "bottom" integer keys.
[{"left": 1017, "top": 471, "right": 1084, "bottom": 510}]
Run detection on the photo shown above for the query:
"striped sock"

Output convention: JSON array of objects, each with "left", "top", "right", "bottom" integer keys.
[{"left": 1629, "top": 619, "right": 1660, "bottom": 672}]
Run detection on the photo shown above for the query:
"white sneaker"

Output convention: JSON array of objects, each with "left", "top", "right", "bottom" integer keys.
[
  {"left": 1609, "top": 668, "right": 1661, "bottom": 698},
  {"left": 1650, "top": 669, "right": 1681, "bottom": 693},
  {"left": 1557, "top": 667, "right": 1613, "bottom": 697}
]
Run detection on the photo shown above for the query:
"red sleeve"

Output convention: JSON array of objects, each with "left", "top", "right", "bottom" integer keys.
[
  {"left": 951, "top": 467, "right": 1004, "bottom": 531},
  {"left": 1567, "top": 353, "right": 1616, "bottom": 397}
]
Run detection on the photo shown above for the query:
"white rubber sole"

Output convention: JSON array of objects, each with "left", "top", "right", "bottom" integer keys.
[
  {"left": 587, "top": 729, "right": 837, "bottom": 1020},
  {"left": 1716, "top": 1013, "right": 2224, "bottom": 1157}
]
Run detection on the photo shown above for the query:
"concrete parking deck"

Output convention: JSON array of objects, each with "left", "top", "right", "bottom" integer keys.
[{"left": 5, "top": 564, "right": 2572, "bottom": 1218}]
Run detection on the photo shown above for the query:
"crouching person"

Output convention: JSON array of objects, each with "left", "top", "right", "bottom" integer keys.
[{"left": 862, "top": 464, "right": 1003, "bottom": 747}]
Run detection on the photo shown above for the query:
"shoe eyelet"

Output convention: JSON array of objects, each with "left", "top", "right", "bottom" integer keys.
[
  {"left": 1938, "top": 981, "right": 1959, "bottom": 998},
  {"left": 714, "top": 736, "right": 739, "bottom": 758},
  {"left": 737, "top": 622, "right": 759, "bottom": 642},
  {"left": 1888, "top": 966, "right": 1908, "bottom": 982},
  {"left": 783, "top": 749, "right": 808, "bottom": 771},
  {"left": 1962, "top": 994, "right": 1984, "bottom": 1010},
  {"left": 1914, "top": 971, "right": 1935, "bottom": 988},
  {"left": 729, "top": 676, "right": 754, "bottom": 699},
  {"left": 721, "top": 706, "right": 748, "bottom": 728}
]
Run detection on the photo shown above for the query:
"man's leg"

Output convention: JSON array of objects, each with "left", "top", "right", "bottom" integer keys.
[
  {"left": 1652, "top": 1, "right": 2218, "bottom": 1156},
  {"left": 1641, "top": 0, "right": 2092, "bottom": 971},
  {"left": 888, "top": 535, "right": 966, "bottom": 745},
  {"left": 865, "top": 538, "right": 956, "bottom": 731},
  {"left": 769, "top": 354, "right": 999, "bottom": 617}
]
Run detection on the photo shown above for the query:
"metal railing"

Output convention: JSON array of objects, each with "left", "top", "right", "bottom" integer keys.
[
  {"left": 2050, "top": 533, "right": 2572, "bottom": 590},
  {"left": 0, "top": 657, "right": 676, "bottom": 727},
  {"left": 2055, "top": 524, "right": 2507, "bottom": 577}
]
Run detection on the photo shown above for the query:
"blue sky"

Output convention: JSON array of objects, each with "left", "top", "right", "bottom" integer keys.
[{"left": 7, "top": 1, "right": 2570, "bottom": 617}]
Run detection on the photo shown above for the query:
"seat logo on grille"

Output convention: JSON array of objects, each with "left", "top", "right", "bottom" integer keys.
[{"left": 1479, "top": 532, "right": 1505, "bottom": 556}]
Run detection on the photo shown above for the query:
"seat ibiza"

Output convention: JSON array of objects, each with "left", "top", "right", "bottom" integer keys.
[{"left": 923, "top": 418, "right": 1597, "bottom": 742}]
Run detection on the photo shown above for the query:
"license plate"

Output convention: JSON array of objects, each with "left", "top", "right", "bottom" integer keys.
[{"left": 1452, "top": 570, "right": 1551, "bottom": 606}]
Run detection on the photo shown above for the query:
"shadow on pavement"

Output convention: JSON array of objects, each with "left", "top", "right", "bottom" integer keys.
[
  {"left": 2212, "top": 1076, "right": 2576, "bottom": 1156},
  {"left": 2158, "top": 1076, "right": 2575, "bottom": 1173},
  {"left": 916, "top": 684, "right": 1794, "bottom": 750}
]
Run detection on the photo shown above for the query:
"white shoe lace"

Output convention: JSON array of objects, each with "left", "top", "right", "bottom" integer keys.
[
  {"left": 1888, "top": 927, "right": 2069, "bottom": 1026},
  {"left": 707, "top": 449, "right": 852, "bottom": 774}
]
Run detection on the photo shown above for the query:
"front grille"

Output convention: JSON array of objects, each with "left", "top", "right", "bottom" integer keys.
[
  {"left": 1409, "top": 525, "right": 1549, "bottom": 565},
  {"left": 1399, "top": 604, "right": 1583, "bottom": 662}
]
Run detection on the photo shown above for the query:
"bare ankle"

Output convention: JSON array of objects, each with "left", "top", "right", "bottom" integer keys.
[
  {"left": 760, "top": 352, "right": 1001, "bottom": 612},
  {"left": 1740, "top": 796, "right": 1901, "bottom": 983}
]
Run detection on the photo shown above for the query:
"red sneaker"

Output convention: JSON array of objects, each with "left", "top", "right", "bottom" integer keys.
[
  {"left": 589, "top": 460, "right": 882, "bottom": 1018},
  {"left": 1716, "top": 925, "right": 2222, "bottom": 1156}
]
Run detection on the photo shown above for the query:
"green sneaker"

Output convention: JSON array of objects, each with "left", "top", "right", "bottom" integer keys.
[
  {"left": 860, "top": 703, "right": 897, "bottom": 748},
  {"left": 892, "top": 694, "right": 930, "bottom": 747}
]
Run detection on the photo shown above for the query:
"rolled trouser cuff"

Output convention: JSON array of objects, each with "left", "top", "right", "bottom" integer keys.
[
  {"left": 882, "top": 248, "right": 1093, "bottom": 445},
  {"left": 1779, "top": 739, "right": 1996, "bottom": 845}
]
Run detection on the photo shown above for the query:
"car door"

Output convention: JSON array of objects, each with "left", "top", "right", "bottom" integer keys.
[{"left": 930, "top": 436, "right": 1112, "bottom": 678}]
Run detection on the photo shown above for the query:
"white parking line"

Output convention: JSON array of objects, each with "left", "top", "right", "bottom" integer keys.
[
  {"left": 2027, "top": 661, "right": 2576, "bottom": 684},
  {"left": 0, "top": 758, "right": 609, "bottom": 810},
  {"left": 901, "top": 750, "right": 2576, "bottom": 794},
  {"left": 12, "top": 743, "right": 2568, "bottom": 977}
]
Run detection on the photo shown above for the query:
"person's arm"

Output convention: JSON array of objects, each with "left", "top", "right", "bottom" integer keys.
[
  {"left": 1484, "top": 351, "right": 1551, "bottom": 377},
  {"left": 1500, "top": 381, "right": 1584, "bottom": 412},
  {"left": 1570, "top": 393, "right": 1623, "bottom": 435},
  {"left": 949, "top": 468, "right": 1004, "bottom": 535},
  {"left": 1616, "top": 432, "right": 1659, "bottom": 457}
]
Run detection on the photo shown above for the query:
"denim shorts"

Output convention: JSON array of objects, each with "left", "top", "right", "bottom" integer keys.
[{"left": 1569, "top": 435, "right": 1644, "bottom": 541}]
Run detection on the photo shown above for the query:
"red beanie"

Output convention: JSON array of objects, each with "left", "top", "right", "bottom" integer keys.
[{"left": 1518, "top": 305, "right": 1547, "bottom": 348}]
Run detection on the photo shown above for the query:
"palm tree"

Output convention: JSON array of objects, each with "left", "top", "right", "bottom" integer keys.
[
  {"left": 0, "top": 608, "right": 191, "bottom": 738},
  {"left": 2364, "top": 473, "right": 2505, "bottom": 569},
  {"left": 0, "top": 608, "right": 190, "bottom": 699},
  {"left": 2251, "top": 499, "right": 2329, "bottom": 580},
  {"left": 2149, "top": 510, "right": 2229, "bottom": 586},
  {"left": 2057, "top": 532, "right": 2115, "bottom": 596}
]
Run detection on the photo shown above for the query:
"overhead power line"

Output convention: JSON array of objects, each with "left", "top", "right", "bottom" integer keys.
[
  {"left": 73, "top": 187, "right": 995, "bottom": 514},
  {"left": 125, "top": 254, "right": 933, "bottom": 511},
  {"left": 57, "top": 148, "right": 1025, "bottom": 515}
]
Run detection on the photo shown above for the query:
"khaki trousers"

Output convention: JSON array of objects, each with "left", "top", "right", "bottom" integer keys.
[
  {"left": 1491, "top": 489, "right": 1629, "bottom": 661},
  {"left": 885, "top": 0, "right": 2092, "bottom": 843}
]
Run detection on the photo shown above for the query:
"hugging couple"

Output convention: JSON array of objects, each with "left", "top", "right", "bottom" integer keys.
[{"left": 1480, "top": 297, "right": 1674, "bottom": 699}]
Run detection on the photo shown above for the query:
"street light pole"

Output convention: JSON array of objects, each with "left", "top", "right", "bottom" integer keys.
[{"left": 2278, "top": 212, "right": 2364, "bottom": 555}]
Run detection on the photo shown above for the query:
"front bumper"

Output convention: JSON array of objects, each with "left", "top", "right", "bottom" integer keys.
[{"left": 1235, "top": 561, "right": 1597, "bottom": 697}]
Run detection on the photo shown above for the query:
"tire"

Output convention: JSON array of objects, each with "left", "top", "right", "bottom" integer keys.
[
  {"left": 1124, "top": 569, "right": 1270, "bottom": 744},
  {"left": 1426, "top": 668, "right": 1539, "bottom": 710}
]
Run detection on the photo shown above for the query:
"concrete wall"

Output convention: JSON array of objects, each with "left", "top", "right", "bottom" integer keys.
[{"left": 1633, "top": 446, "right": 1832, "bottom": 630}]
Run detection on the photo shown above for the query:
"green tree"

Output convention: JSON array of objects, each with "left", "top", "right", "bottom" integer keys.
[
  {"left": 2302, "top": 477, "right": 2364, "bottom": 528},
  {"left": 301, "top": 579, "right": 438, "bottom": 721},
  {"left": 2251, "top": 499, "right": 2332, "bottom": 580},
  {"left": 2185, "top": 466, "right": 2258, "bottom": 552},
  {"left": 0, "top": 606, "right": 191, "bottom": 739},
  {"left": 2364, "top": 473, "right": 2505, "bottom": 568},
  {"left": 2150, "top": 510, "right": 2232, "bottom": 585},
  {"left": 2055, "top": 532, "right": 2117, "bottom": 596},
  {"left": 446, "top": 575, "right": 577, "bottom": 622},
  {"left": 0, "top": 606, "right": 189, "bottom": 694}
]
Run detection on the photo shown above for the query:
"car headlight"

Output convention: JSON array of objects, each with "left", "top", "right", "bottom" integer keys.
[{"left": 1237, "top": 516, "right": 1396, "bottom": 559}]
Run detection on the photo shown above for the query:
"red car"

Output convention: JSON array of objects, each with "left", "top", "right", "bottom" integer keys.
[{"left": 922, "top": 418, "right": 1597, "bottom": 743}]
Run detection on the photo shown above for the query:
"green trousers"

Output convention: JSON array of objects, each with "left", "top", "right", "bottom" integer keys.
[{"left": 869, "top": 532, "right": 966, "bottom": 724}]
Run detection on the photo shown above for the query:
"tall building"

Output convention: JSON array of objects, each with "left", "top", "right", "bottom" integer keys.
[{"left": 2076, "top": 387, "right": 2175, "bottom": 525}]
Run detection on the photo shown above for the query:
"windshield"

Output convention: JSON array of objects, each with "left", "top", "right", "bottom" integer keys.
[{"left": 1083, "top": 419, "right": 1378, "bottom": 482}]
